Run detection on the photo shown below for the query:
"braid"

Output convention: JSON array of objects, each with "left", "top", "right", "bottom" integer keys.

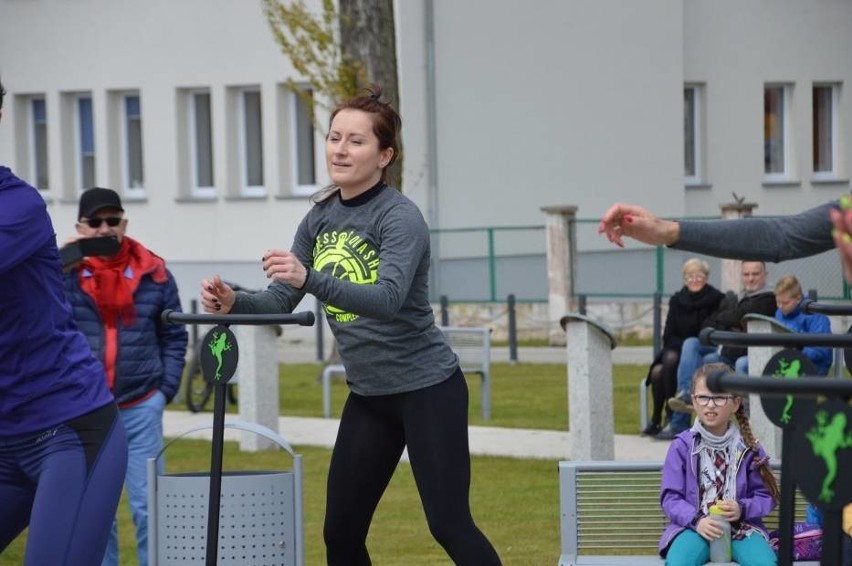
[{"left": 735, "top": 404, "right": 780, "bottom": 503}]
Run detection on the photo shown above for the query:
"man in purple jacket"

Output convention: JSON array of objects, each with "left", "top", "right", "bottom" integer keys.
[{"left": 0, "top": 77, "right": 128, "bottom": 564}]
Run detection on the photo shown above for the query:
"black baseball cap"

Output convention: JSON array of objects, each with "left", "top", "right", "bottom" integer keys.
[{"left": 78, "top": 187, "right": 124, "bottom": 220}]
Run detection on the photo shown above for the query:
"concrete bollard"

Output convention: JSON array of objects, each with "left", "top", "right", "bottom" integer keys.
[
  {"left": 235, "top": 325, "right": 280, "bottom": 451},
  {"left": 743, "top": 314, "right": 791, "bottom": 458},
  {"left": 560, "top": 313, "right": 618, "bottom": 460}
]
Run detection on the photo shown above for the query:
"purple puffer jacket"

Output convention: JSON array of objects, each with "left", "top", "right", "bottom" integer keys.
[{"left": 659, "top": 429, "right": 776, "bottom": 556}]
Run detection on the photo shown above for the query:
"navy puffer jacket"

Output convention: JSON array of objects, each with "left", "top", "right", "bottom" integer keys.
[{"left": 63, "top": 266, "right": 187, "bottom": 405}]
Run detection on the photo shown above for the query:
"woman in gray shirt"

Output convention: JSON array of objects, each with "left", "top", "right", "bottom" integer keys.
[{"left": 201, "top": 86, "right": 501, "bottom": 566}]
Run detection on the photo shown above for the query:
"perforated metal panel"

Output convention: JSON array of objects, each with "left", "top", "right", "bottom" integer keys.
[{"left": 156, "top": 471, "right": 296, "bottom": 565}]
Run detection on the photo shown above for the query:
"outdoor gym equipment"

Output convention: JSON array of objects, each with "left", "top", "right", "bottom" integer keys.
[
  {"left": 156, "top": 309, "right": 314, "bottom": 566},
  {"left": 700, "top": 311, "right": 852, "bottom": 566}
]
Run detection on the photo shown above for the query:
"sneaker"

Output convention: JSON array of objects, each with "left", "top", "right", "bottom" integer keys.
[
  {"left": 654, "top": 423, "right": 686, "bottom": 441},
  {"left": 640, "top": 422, "right": 662, "bottom": 437},
  {"left": 667, "top": 391, "right": 694, "bottom": 414}
]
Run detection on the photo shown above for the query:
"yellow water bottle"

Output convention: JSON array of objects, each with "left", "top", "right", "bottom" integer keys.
[{"left": 708, "top": 504, "right": 732, "bottom": 562}]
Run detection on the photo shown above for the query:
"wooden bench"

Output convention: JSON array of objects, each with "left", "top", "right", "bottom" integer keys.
[
  {"left": 322, "top": 326, "right": 492, "bottom": 419},
  {"left": 558, "top": 460, "right": 819, "bottom": 565}
]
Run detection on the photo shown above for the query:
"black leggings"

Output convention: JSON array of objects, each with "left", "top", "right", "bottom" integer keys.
[
  {"left": 323, "top": 368, "right": 501, "bottom": 565},
  {"left": 649, "top": 348, "right": 680, "bottom": 425}
]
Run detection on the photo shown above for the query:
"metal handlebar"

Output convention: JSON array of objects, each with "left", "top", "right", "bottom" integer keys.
[
  {"left": 800, "top": 299, "right": 852, "bottom": 317},
  {"left": 699, "top": 326, "right": 852, "bottom": 348},
  {"left": 706, "top": 369, "right": 852, "bottom": 397},
  {"left": 161, "top": 309, "right": 315, "bottom": 327}
]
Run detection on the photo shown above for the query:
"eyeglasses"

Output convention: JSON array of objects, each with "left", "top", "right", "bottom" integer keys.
[
  {"left": 684, "top": 274, "right": 707, "bottom": 282},
  {"left": 693, "top": 394, "right": 734, "bottom": 407},
  {"left": 83, "top": 217, "right": 122, "bottom": 229}
]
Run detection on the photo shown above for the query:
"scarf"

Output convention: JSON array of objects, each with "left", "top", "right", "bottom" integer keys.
[
  {"left": 79, "top": 236, "right": 167, "bottom": 327},
  {"left": 692, "top": 419, "right": 744, "bottom": 515}
]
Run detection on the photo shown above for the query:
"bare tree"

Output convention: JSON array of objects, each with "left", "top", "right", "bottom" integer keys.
[{"left": 262, "top": 0, "right": 402, "bottom": 185}]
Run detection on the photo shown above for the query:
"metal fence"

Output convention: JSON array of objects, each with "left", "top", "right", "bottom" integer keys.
[{"left": 429, "top": 217, "right": 848, "bottom": 304}]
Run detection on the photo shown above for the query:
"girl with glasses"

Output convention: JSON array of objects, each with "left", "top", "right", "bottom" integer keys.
[{"left": 659, "top": 362, "right": 779, "bottom": 565}]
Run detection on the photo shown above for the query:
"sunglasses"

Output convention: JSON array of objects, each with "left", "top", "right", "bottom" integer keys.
[{"left": 83, "top": 217, "right": 123, "bottom": 229}]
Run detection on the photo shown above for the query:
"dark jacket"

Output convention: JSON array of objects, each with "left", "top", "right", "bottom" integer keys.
[
  {"left": 63, "top": 264, "right": 187, "bottom": 405},
  {"left": 0, "top": 166, "right": 114, "bottom": 436},
  {"left": 713, "top": 290, "right": 778, "bottom": 361},
  {"left": 662, "top": 284, "right": 725, "bottom": 353}
]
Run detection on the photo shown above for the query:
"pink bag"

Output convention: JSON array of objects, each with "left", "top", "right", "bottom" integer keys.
[{"left": 769, "top": 522, "right": 822, "bottom": 561}]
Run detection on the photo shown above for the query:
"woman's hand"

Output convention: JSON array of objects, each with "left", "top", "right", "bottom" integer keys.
[
  {"left": 200, "top": 275, "right": 235, "bottom": 313},
  {"left": 829, "top": 196, "right": 852, "bottom": 284},
  {"left": 262, "top": 249, "right": 309, "bottom": 289},
  {"left": 597, "top": 202, "right": 681, "bottom": 248}
]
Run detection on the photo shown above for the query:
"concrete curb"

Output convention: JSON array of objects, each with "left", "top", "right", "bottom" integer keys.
[{"left": 163, "top": 410, "right": 669, "bottom": 462}]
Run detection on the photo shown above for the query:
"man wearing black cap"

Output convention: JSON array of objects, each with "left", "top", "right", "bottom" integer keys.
[
  {"left": 0, "top": 79, "right": 129, "bottom": 564},
  {"left": 63, "top": 186, "right": 187, "bottom": 566}
]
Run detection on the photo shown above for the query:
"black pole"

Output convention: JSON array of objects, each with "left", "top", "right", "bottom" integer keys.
[
  {"left": 440, "top": 295, "right": 449, "bottom": 326},
  {"left": 206, "top": 382, "right": 228, "bottom": 566},
  {"left": 507, "top": 294, "right": 518, "bottom": 363},
  {"left": 777, "top": 430, "right": 796, "bottom": 566},
  {"left": 315, "top": 301, "right": 324, "bottom": 362},
  {"left": 652, "top": 292, "right": 662, "bottom": 356},
  {"left": 190, "top": 299, "right": 199, "bottom": 345}
]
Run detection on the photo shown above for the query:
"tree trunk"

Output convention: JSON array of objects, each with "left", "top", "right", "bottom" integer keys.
[{"left": 338, "top": 0, "right": 403, "bottom": 187}]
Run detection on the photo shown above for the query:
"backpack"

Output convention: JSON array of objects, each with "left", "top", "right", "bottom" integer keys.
[{"left": 769, "top": 522, "right": 822, "bottom": 561}]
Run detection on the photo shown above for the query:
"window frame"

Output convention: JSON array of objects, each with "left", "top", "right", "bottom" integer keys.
[
  {"left": 289, "top": 86, "right": 318, "bottom": 196},
  {"left": 30, "top": 97, "right": 50, "bottom": 192},
  {"left": 683, "top": 84, "right": 704, "bottom": 186},
  {"left": 188, "top": 89, "right": 216, "bottom": 197},
  {"left": 812, "top": 83, "right": 841, "bottom": 181},
  {"left": 763, "top": 83, "right": 795, "bottom": 183},
  {"left": 121, "top": 92, "right": 145, "bottom": 198},
  {"left": 76, "top": 94, "right": 96, "bottom": 193},
  {"left": 237, "top": 87, "right": 266, "bottom": 197}
]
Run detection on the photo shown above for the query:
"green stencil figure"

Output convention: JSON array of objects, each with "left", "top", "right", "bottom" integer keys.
[
  {"left": 774, "top": 358, "right": 801, "bottom": 424},
  {"left": 805, "top": 410, "right": 852, "bottom": 503},
  {"left": 208, "top": 331, "right": 233, "bottom": 382}
]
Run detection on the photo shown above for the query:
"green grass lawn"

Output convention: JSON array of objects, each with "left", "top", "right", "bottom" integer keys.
[{"left": 3, "top": 361, "right": 648, "bottom": 564}]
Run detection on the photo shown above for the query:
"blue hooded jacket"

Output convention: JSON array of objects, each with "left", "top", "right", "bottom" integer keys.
[{"left": 0, "top": 166, "right": 114, "bottom": 437}]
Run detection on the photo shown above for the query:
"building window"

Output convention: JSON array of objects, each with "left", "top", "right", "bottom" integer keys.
[
  {"left": 191, "top": 91, "right": 215, "bottom": 192},
  {"left": 291, "top": 87, "right": 316, "bottom": 194},
  {"left": 119, "top": 94, "right": 145, "bottom": 194},
  {"left": 813, "top": 84, "right": 839, "bottom": 178},
  {"left": 77, "top": 95, "right": 96, "bottom": 190},
  {"left": 31, "top": 98, "right": 50, "bottom": 190},
  {"left": 684, "top": 85, "right": 704, "bottom": 185},
  {"left": 239, "top": 89, "right": 265, "bottom": 194},
  {"left": 764, "top": 84, "right": 793, "bottom": 180}
]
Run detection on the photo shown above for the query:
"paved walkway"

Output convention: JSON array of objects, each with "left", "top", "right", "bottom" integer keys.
[
  {"left": 163, "top": 410, "right": 670, "bottom": 462},
  {"left": 168, "top": 344, "right": 662, "bottom": 461}
]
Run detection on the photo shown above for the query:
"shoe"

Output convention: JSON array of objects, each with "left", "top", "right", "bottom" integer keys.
[
  {"left": 641, "top": 422, "right": 662, "bottom": 437},
  {"left": 654, "top": 423, "right": 685, "bottom": 441},
  {"left": 667, "top": 391, "right": 694, "bottom": 414}
]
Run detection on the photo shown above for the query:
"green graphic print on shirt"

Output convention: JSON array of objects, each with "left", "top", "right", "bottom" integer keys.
[{"left": 313, "top": 229, "right": 379, "bottom": 323}]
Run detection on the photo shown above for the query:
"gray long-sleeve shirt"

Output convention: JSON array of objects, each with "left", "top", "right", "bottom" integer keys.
[
  {"left": 673, "top": 200, "right": 836, "bottom": 262},
  {"left": 233, "top": 184, "right": 458, "bottom": 395}
]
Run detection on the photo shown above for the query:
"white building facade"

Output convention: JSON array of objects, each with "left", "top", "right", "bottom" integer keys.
[{"left": 1, "top": 0, "right": 850, "bottom": 319}]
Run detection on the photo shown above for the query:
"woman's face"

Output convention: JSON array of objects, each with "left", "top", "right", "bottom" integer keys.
[
  {"left": 325, "top": 108, "right": 393, "bottom": 196},
  {"left": 683, "top": 269, "right": 707, "bottom": 292}
]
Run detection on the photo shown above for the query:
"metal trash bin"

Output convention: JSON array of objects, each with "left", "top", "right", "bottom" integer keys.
[{"left": 148, "top": 420, "right": 303, "bottom": 565}]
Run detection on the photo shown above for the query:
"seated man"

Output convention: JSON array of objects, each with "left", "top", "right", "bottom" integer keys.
[{"left": 665, "top": 261, "right": 776, "bottom": 429}]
